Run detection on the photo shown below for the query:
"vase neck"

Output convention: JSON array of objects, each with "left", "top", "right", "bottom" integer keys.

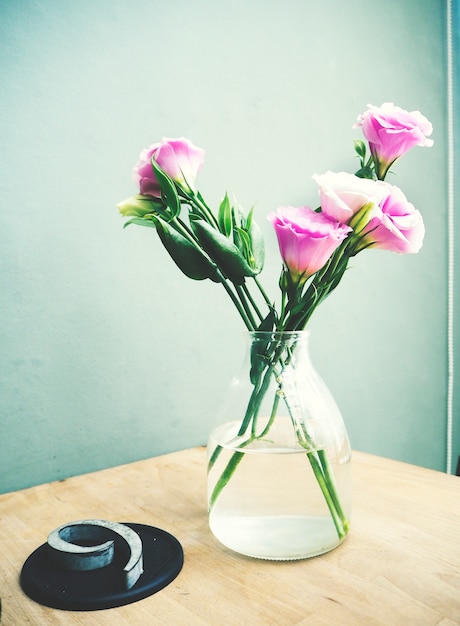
[{"left": 248, "top": 330, "right": 310, "bottom": 348}]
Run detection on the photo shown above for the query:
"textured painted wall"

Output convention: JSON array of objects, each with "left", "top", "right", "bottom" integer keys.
[
  {"left": 0, "top": 0, "right": 456, "bottom": 492},
  {"left": 450, "top": 0, "right": 460, "bottom": 475}
]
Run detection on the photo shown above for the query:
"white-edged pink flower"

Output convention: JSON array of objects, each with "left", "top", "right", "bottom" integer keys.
[
  {"left": 312, "top": 171, "right": 385, "bottom": 224},
  {"left": 361, "top": 182, "right": 425, "bottom": 253}
]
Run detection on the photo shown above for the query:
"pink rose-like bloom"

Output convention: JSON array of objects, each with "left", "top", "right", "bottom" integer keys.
[
  {"left": 313, "top": 171, "right": 385, "bottom": 224},
  {"left": 133, "top": 137, "right": 205, "bottom": 197},
  {"left": 356, "top": 103, "right": 433, "bottom": 175},
  {"left": 268, "top": 206, "right": 352, "bottom": 282},
  {"left": 361, "top": 182, "right": 425, "bottom": 254}
]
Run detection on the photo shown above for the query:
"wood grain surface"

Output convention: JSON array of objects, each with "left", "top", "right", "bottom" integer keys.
[{"left": 0, "top": 448, "right": 459, "bottom": 625}]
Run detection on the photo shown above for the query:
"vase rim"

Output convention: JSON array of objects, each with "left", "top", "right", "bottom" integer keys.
[{"left": 247, "top": 329, "right": 311, "bottom": 338}]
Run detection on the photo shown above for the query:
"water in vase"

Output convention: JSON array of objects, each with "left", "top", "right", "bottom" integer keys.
[{"left": 208, "top": 419, "right": 351, "bottom": 560}]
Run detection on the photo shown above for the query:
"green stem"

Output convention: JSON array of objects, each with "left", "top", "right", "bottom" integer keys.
[
  {"left": 235, "top": 284, "right": 258, "bottom": 329},
  {"left": 208, "top": 450, "right": 245, "bottom": 510},
  {"left": 170, "top": 216, "right": 200, "bottom": 246},
  {"left": 280, "top": 377, "right": 349, "bottom": 538},
  {"left": 208, "top": 443, "right": 223, "bottom": 472},
  {"left": 253, "top": 276, "right": 274, "bottom": 310},
  {"left": 284, "top": 246, "right": 351, "bottom": 331},
  {"left": 219, "top": 279, "right": 254, "bottom": 330},
  {"left": 241, "top": 282, "right": 265, "bottom": 324},
  {"left": 305, "top": 450, "right": 348, "bottom": 539},
  {"left": 317, "top": 448, "right": 349, "bottom": 529},
  {"left": 237, "top": 367, "right": 271, "bottom": 436},
  {"left": 208, "top": 388, "right": 281, "bottom": 508},
  {"left": 252, "top": 388, "right": 280, "bottom": 439},
  {"left": 186, "top": 190, "right": 220, "bottom": 229}
]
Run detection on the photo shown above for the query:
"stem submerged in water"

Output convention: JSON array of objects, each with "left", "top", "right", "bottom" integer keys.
[
  {"left": 305, "top": 449, "right": 349, "bottom": 539},
  {"left": 207, "top": 336, "right": 350, "bottom": 543},
  {"left": 208, "top": 449, "right": 245, "bottom": 510}
]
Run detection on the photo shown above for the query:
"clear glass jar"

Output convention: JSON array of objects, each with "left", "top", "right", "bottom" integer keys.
[{"left": 207, "top": 331, "right": 351, "bottom": 560}]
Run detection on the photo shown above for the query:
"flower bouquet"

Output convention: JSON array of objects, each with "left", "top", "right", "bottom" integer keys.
[{"left": 118, "top": 103, "right": 432, "bottom": 558}]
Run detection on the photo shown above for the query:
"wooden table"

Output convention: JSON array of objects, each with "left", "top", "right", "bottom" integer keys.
[{"left": 0, "top": 448, "right": 459, "bottom": 625}]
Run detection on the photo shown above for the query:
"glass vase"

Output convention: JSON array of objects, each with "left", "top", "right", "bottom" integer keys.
[{"left": 207, "top": 330, "right": 351, "bottom": 560}]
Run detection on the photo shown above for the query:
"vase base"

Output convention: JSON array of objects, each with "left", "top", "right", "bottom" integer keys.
[{"left": 209, "top": 514, "right": 347, "bottom": 560}]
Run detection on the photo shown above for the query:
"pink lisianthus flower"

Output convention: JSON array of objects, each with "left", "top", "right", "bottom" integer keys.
[
  {"left": 312, "top": 171, "right": 385, "bottom": 224},
  {"left": 355, "top": 103, "right": 433, "bottom": 178},
  {"left": 360, "top": 182, "right": 425, "bottom": 254},
  {"left": 268, "top": 206, "right": 352, "bottom": 283},
  {"left": 133, "top": 137, "right": 205, "bottom": 197}
]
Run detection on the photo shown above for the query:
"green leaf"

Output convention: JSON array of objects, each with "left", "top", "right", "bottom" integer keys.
[
  {"left": 190, "top": 217, "right": 257, "bottom": 284},
  {"left": 246, "top": 207, "right": 265, "bottom": 272},
  {"left": 123, "top": 216, "right": 157, "bottom": 229},
  {"left": 354, "top": 165, "right": 375, "bottom": 180},
  {"left": 196, "top": 191, "right": 209, "bottom": 208},
  {"left": 154, "top": 219, "right": 219, "bottom": 281},
  {"left": 250, "top": 310, "right": 276, "bottom": 384},
  {"left": 150, "top": 158, "right": 181, "bottom": 218},
  {"left": 232, "top": 201, "right": 244, "bottom": 229},
  {"left": 234, "top": 227, "right": 251, "bottom": 260},
  {"left": 217, "top": 193, "right": 232, "bottom": 236},
  {"left": 258, "top": 309, "right": 276, "bottom": 332},
  {"left": 354, "top": 139, "right": 367, "bottom": 161},
  {"left": 231, "top": 206, "right": 264, "bottom": 273}
]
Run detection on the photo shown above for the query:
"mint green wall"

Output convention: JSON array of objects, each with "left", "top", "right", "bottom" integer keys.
[
  {"left": 1, "top": 0, "right": 457, "bottom": 493},
  {"left": 451, "top": 0, "right": 460, "bottom": 476}
]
